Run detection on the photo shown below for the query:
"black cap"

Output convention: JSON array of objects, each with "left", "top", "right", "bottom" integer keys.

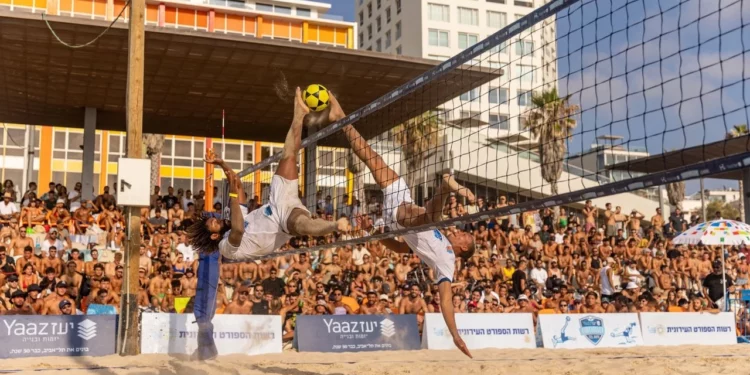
[
  {"left": 58, "top": 300, "right": 72, "bottom": 309},
  {"left": 186, "top": 267, "right": 194, "bottom": 274},
  {"left": 7, "top": 274, "right": 18, "bottom": 282},
  {"left": 56, "top": 281, "right": 68, "bottom": 288},
  {"left": 27, "top": 284, "right": 41, "bottom": 292}
]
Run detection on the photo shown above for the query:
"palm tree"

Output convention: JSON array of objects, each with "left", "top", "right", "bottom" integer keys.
[
  {"left": 142, "top": 134, "right": 165, "bottom": 194},
  {"left": 525, "top": 88, "right": 579, "bottom": 198},
  {"left": 393, "top": 111, "right": 442, "bottom": 198},
  {"left": 726, "top": 124, "right": 748, "bottom": 220},
  {"left": 666, "top": 181, "right": 685, "bottom": 210}
]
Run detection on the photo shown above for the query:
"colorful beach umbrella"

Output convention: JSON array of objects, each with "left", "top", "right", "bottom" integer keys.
[{"left": 672, "top": 219, "right": 750, "bottom": 246}]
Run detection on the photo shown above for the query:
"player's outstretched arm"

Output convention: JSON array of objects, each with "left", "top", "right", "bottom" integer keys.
[
  {"left": 205, "top": 150, "right": 245, "bottom": 245},
  {"left": 438, "top": 280, "right": 472, "bottom": 358}
]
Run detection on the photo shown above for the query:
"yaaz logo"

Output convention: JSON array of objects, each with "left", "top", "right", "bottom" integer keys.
[
  {"left": 3, "top": 320, "right": 73, "bottom": 336},
  {"left": 380, "top": 319, "right": 395, "bottom": 338},
  {"left": 323, "top": 319, "right": 377, "bottom": 334},
  {"left": 77, "top": 319, "right": 97, "bottom": 340}
]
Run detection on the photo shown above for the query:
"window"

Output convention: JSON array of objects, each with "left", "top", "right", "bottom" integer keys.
[
  {"left": 376, "top": 16, "right": 381, "bottom": 31},
  {"left": 428, "top": 3, "right": 449, "bottom": 22},
  {"left": 385, "top": 30, "right": 391, "bottom": 48},
  {"left": 460, "top": 111, "right": 479, "bottom": 119},
  {"left": 396, "top": 46, "right": 402, "bottom": 55},
  {"left": 487, "top": 11, "right": 507, "bottom": 29},
  {"left": 297, "top": 7, "right": 311, "bottom": 17},
  {"left": 274, "top": 6, "right": 291, "bottom": 14},
  {"left": 428, "top": 54, "right": 450, "bottom": 61},
  {"left": 396, "top": 0, "right": 401, "bottom": 14},
  {"left": 256, "top": 3, "right": 273, "bottom": 12},
  {"left": 396, "top": 21, "right": 402, "bottom": 39},
  {"left": 516, "top": 40, "right": 534, "bottom": 56},
  {"left": 458, "top": 32, "right": 478, "bottom": 49},
  {"left": 376, "top": 0, "right": 381, "bottom": 9},
  {"left": 386, "top": 7, "right": 391, "bottom": 23},
  {"left": 487, "top": 0, "right": 505, "bottom": 3},
  {"left": 457, "top": 7, "right": 478, "bottom": 25},
  {"left": 359, "top": 33, "right": 364, "bottom": 47},
  {"left": 488, "top": 87, "right": 508, "bottom": 104},
  {"left": 515, "top": 0, "right": 533, "bottom": 7},
  {"left": 489, "top": 114, "right": 510, "bottom": 130},
  {"left": 460, "top": 88, "right": 479, "bottom": 102},
  {"left": 359, "top": 11, "right": 364, "bottom": 25},
  {"left": 428, "top": 29, "right": 449, "bottom": 47},
  {"left": 367, "top": 24, "right": 372, "bottom": 40},
  {"left": 515, "top": 64, "right": 535, "bottom": 83},
  {"left": 367, "top": 2, "right": 372, "bottom": 17},
  {"left": 518, "top": 90, "right": 532, "bottom": 106},
  {"left": 376, "top": 38, "right": 382, "bottom": 52},
  {"left": 490, "top": 40, "right": 508, "bottom": 54}
]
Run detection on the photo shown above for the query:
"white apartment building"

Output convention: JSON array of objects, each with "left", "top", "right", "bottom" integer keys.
[{"left": 355, "top": 0, "right": 557, "bottom": 138}]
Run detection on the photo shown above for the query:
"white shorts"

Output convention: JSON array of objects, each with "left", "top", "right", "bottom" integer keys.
[
  {"left": 382, "top": 178, "right": 412, "bottom": 231},
  {"left": 269, "top": 175, "right": 308, "bottom": 234}
]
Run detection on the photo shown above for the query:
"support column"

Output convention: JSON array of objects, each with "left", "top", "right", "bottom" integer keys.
[
  {"left": 25, "top": 126, "right": 36, "bottom": 191},
  {"left": 304, "top": 144, "right": 317, "bottom": 214},
  {"left": 658, "top": 184, "right": 668, "bottom": 218},
  {"left": 81, "top": 108, "right": 96, "bottom": 201},
  {"left": 743, "top": 170, "right": 750, "bottom": 223}
]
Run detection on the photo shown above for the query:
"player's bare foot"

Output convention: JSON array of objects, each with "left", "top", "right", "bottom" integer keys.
[
  {"left": 441, "top": 171, "right": 476, "bottom": 204},
  {"left": 336, "top": 217, "right": 350, "bottom": 233}
]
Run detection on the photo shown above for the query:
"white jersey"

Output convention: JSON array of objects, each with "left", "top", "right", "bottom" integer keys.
[
  {"left": 219, "top": 175, "right": 307, "bottom": 260},
  {"left": 382, "top": 178, "right": 456, "bottom": 283}
]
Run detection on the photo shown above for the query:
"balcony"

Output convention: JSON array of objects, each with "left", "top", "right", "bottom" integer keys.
[{"left": 514, "top": 0, "right": 533, "bottom": 7}]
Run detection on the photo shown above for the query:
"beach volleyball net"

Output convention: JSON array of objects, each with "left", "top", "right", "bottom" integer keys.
[{"left": 218, "top": 0, "right": 750, "bottom": 257}]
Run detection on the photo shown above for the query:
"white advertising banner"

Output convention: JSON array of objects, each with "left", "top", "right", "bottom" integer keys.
[
  {"left": 141, "top": 313, "right": 281, "bottom": 356},
  {"left": 539, "top": 313, "right": 644, "bottom": 349},
  {"left": 422, "top": 313, "right": 536, "bottom": 350},
  {"left": 640, "top": 312, "right": 737, "bottom": 346}
]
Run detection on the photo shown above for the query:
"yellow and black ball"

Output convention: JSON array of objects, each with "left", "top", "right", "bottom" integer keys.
[{"left": 303, "top": 84, "right": 330, "bottom": 112}]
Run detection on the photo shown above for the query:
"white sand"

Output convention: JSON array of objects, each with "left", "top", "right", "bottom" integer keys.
[{"left": 5, "top": 345, "right": 748, "bottom": 375}]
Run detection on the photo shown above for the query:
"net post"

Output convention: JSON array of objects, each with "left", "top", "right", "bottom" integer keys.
[
  {"left": 743, "top": 170, "right": 750, "bottom": 223},
  {"left": 304, "top": 142, "right": 317, "bottom": 214}
]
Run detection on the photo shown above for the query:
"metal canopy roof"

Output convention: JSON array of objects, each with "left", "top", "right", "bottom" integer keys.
[
  {"left": 607, "top": 135, "right": 750, "bottom": 180},
  {"left": 0, "top": 10, "right": 500, "bottom": 146}
]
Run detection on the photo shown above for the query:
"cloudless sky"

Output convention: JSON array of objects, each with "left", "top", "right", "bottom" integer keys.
[{"left": 316, "top": 0, "right": 356, "bottom": 21}]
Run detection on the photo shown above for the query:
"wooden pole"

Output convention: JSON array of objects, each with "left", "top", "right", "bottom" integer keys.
[{"left": 119, "top": 0, "right": 145, "bottom": 356}]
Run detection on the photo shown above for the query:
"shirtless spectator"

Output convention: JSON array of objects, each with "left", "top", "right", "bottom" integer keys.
[
  {"left": 359, "top": 290, "right": 384, "bottom": 314},
  {"left": 60, "top": 261, "right": 83, "bottom": 301},
  {"left": 85, "top": 249, "right": 101, "bottom": 277},
  {"left": 162, "top": 280, "right": 185, "bottom": 313},
  {"left": 399, "top": 284, "right": 428, "bottom": 327},
  {"left": 41, "top": 281, "right": 75, "bottom": 315},
  {"left": 73, "top": 201, "right": 95, "bottom": 234},
  {"left": 10, "top": 229, "right": 34, "bottom": 258},
  {"left": 22, "top": 200, "right": 46, "bottom": 227},
  {"left": 149, "top": 265, "right": 171, "bottom": 310},
  {"left": 181, "top": 267, "right": 197, "bottom": 297},
  {"left": 224, "top": 285, "right": 253, "bottom": 315},
  {"left": 578, "top": 292, "right": 606, "bottom": 313},
  {"left": 651, "top": 208, "right": 664, "bottom": 236}
]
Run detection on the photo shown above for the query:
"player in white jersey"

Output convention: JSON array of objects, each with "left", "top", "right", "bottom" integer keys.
[
  {"left": 329, "top": 93, "right": 475, "bottom": 358},
  {"left": 188, "top": 88, "right": 349, "bottom": 258}
]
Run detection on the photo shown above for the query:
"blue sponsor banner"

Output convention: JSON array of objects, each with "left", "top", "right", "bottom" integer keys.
[
  {"left": 0, "top": 315, "right": 117, "bottom": 358},
  {"left": 295, "top": 315, "right": 420, "bottom": 353}
]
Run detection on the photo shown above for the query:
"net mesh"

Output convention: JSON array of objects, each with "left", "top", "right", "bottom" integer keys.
[{"left": 217, "top": 0, "right": 750, "bottom": 258}]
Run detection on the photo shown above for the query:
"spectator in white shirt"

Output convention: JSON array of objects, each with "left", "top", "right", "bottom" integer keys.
[
  {"left": 529, "top": 260, "right": 549, "bottom": 289},
  {"left": 181, "top": 190, "right": 194, "bottom": 212},
  {"left": 351, "top": 244, "right": 371, "bottom": 266},
  {"left": 0, "top": 192, "right": 19, "bottom": 225},
  {"left": 68, "top": 182, "right": 82, "bottom": 212},
  {"left": 175, "top": 234, "right": 195, "bottom": 263}
]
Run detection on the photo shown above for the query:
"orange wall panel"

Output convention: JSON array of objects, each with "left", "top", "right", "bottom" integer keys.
[
  {"left": 113, "top": 0, "right": 128, "bottom": 18},
  {"left": 335, "top": 29, "right": 347, "bottom": 45},
  {"left": 291, "top": 22, "right": 302, "bottom": 40},
  {"left": 273, "top": 20, "right": 290, "bottom": 39},
  {"left": 244, "top": 16, "right": 256, "bottom": 35},
  {"left": 146, "top": 3, "right": 159, "bottom": 23},
  {"left": 164, "top": 7, "right": 177, "bottom": 25},
  {"left": 226, "top": 13, "right": 243, "bottom": 33},
  {"left": 59, "top": 0, "right": 73, "bottom": 13},
  {"left": 318, "top": 25, "right": 335, "bottom": 43},
  {"left": 260, "top": 20, "right": 272, "bottom": 37},
  {"left": 93, "top": 0, "right": 106, "bottom": 16},
  {"left": 177, "top": 9, "right": 195, "bottom": 28},
  {"left": 213, "top": 12, "right": 226, "bottom": 31},
  {"left": 196, "top": 11, "right": 208, "bottom": 29},
  {"left": 73, "top": 0, "right": 91, "bottom": 14},
  {"left": 14, "top": 0, "right": 35, "bottom": 7}
]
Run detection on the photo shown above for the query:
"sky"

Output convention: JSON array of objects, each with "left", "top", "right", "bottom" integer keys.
[
  {"left": 317, "top": 0, "right": 356, "bottom": 21},
  {"left": 554, "top": 0, "right": 749, "bottom": 193}
]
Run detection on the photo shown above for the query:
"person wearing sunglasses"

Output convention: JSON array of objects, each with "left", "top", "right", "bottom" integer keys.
[{"left": 224, "top": 285, "right": 252, "bottom": 314}]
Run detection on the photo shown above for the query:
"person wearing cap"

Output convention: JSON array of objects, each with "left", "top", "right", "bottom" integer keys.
[
  {"left": 512, "top": 294, "right": 537, "bottom": 316},
  {"left": 41, "top": 229, "right": 66, "bottom": 258},
  {"left": 58, "top": 299, "right": 75, "bottom": 316},
  {"left": 180, "top": 266, "right": 198, "bottom": 297},
  {"left": 46, "top": 198, "right": 71, "bottom": 230},
  {"left": 3, "top": 274, "right": 21, "bottom": 300},
  {"left": 41, "top": 281, "right": 75, "bottom": 315},
  {"left": 312, "top": 299, "right": 331, "bottom": 315},
  {"left": 224, "top": 284, "right": 253, "bottom": 314},
  {"left": 359, "top": 290, "right": 382, "bottom": 315},
  {"left": 702, "top": 260, "right": 735, "bottom": 310},
  {"left": 5, "top": 290, "right": 34, "bottom": 315},
  {"left": 0, "top": 191, "right": 19, "bottom": 226}
]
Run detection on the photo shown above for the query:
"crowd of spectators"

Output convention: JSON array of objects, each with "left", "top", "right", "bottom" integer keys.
[{"left": 0, "top": 179, "right": 747, "bottom": 338}]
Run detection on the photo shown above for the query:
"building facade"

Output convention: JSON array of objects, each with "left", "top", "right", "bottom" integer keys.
[
  {"left": 356, "top": 0, "right": 557, "bottom": 137},
  {"left": 0, "top": 0, "right": 356, "bottom": 207}
]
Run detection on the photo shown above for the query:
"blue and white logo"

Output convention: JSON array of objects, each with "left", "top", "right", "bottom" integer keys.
[
  {"left": 264, "top": 206, "right": 272, "bottom": 217},
  {"left": 610, "top": 322, "right": 638, "bottom": 344},
  {"left": 552, "top": 316, "right": 576, "bottom": 348},
  {"left": 433, "top": 229, "right": 443, "bottom": 240},
  {"left": 579, "top": 316, "right": 605, "bottom": 346}
]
